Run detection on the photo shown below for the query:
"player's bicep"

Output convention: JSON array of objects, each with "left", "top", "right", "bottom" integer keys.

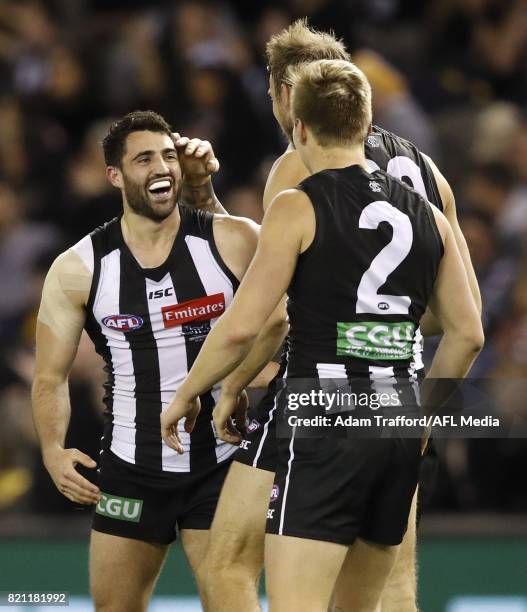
[
  {"left": 36, "top": 255, "right": 89, "bottom": 380},
  {"left": 224, "top": 192, "right": 306, "bottom": 333},
  {"left": 212, "top": 215, "right": 260, "bottom": 282}
]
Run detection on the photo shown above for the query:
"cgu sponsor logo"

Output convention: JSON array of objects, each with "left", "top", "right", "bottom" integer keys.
[
  {"left": 337, "top": 321, "right": 416, "bottom": 360},
  {"left": 162, "top": 293, "right": 225, "bottom": 328},
  {"left": 96, "top": 494, "right": 143, "bottom": 522},
  {"left": 102, "top": 314, "right": 143, "bottom": 332}
]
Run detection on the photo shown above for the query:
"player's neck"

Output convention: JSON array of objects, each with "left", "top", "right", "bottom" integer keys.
[
  {"left": 307, "top": 144, "right": 368, "bottom": 175},
  {"left": 121, "top": 207, "right": 181, "bottom": 267}
]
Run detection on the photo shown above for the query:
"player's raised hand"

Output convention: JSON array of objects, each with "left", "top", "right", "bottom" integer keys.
[
  {"left": 173, "top": 133, "right": 220, "bottom": 183},
  {"left": 43, "top": 447, "right": 100, "bottom": 505},
  {"left": 161, "top": 394, "right": 201, "bottom": 454},
  {"left": 212, "top": 390, "right": 249, "bottom": 445}
]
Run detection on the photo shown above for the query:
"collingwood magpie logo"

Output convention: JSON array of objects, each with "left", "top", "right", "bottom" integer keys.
[
  {"left": 369, "top": 181, "right": 381, "bottom": 193},
  {"left": 367, "top": 135, "right": 380, "bottom": 147}
]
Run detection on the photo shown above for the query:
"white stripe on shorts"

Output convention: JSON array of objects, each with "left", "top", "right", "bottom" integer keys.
[
  {"left": 252, "top": 395, "right": 277, "bottom": 468},
  {"left": 278, "top": 425, "right": 296, "bottom": 535}
]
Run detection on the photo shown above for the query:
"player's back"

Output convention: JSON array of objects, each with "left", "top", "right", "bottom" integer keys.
[
  {"left": 286, "top": 164, "right": 443, "bottom": 379},
  {"left": 366, "top": 125, "right": 442, "bottom": 211}
]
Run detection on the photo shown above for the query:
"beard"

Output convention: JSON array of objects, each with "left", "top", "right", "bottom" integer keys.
[{"left": 122, "top": 173, "right": 182, "bottom": 222}]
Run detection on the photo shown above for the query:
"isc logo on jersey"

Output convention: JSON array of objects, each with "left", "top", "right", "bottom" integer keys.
[
  {"left": 102, "top": 314, "right": 143, "bottom": 331},
  {"left": 162, "top": 293, "right": 225, "bottom": 328}
]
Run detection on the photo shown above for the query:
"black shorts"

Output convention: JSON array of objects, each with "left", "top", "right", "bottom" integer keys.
[
  {"left": 92, "top": 450, "right": 231, "bottom": 545},
  {"left": 266, "top": 435, "right": 422, "bottom": 547},
  {"left": 234, "top": 378, "right": 278, "bottom": 472}
]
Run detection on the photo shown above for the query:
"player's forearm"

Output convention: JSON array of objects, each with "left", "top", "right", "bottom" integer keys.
[
  {"left": 221, "top": 317, "right": 288, "bottom": 396},
  {"left": 180, "top": 176, "right": 227, "bottom": 214},
  {"left": 178, "top": 320, "right": 257, "bottom": 400},
  {"left": 426, "top": 332, "right": 483, "bottom": 379},
  {"left": 31, "top": 376, "right": 71, "bottom": 458},
  {"left": 421, "top": 334, "right": 481, "bottom": 418}
]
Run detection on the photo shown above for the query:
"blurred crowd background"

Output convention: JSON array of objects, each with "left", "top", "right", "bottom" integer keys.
[{"left": 1, "top": 0, "right": 527, "bottom": 517}]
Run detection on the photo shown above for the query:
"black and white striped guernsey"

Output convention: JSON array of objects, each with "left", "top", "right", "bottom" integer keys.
[{"left": 72, "top": 206, "right": 239, "bottom": 474}]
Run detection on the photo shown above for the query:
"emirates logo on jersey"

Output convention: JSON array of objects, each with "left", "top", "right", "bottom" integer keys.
[{"left": 162, "top": 293, "right": 226, "bottom": 328}]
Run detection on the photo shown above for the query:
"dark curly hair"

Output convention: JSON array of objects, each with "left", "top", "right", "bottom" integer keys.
[{"left": 102, "top": 110, "right": 173, "bottom": 167}]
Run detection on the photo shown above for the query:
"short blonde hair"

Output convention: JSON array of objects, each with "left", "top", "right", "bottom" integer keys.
[
  {"left": 288, "top": 59, "right": 372, "bottom": 146},
  {"left": 266, "top": 19, "right": 349, "bottom": 98}
]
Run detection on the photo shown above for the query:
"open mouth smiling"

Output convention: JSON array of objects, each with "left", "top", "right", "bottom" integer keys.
[{"left": 147, "top": 178, "right": 173, "bottom": 199}]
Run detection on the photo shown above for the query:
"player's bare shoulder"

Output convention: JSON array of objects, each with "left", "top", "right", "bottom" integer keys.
[
  {"left": 263, "top": 147, "right": 310, "bottom": 211},
  {"left": 212, "top": 214, "right": 260, "bottom": 281},
  {"left": 50, "top": 236, "right": 93, "bottom": 300},
  {"left": 38, "top": 235, "right": 95, "bottom": 336}
]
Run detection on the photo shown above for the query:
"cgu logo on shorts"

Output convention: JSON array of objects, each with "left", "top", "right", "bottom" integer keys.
[
  {"left": 96, "top": 494, "right": 143, "bottom": 522},
  {"left": 162, "top": 293, "right": 225, "bottom": 329},
  {"left": 102, "top": 314, "right": 143, "bottom": 332},
  {"left": 270, "top": 484, "right": 280, "bottom": 503}
]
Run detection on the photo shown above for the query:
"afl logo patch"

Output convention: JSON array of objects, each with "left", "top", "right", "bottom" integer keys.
[
  {"left": 247, "top": 419, "right": 261, "bottom": 434},
  {"left": 378, "top": 302, "right": 390, "bottom": 311},
  {"left": 270, "top": 484, "right": 280, "bottom": 502},
  {"left": 102, "top": 314, "right": 144, "bottom": 331}
]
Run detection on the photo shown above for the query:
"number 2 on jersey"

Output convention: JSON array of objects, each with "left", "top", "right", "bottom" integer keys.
[{"left": 356, "top": 201, "right": 413, "bottom": 314}]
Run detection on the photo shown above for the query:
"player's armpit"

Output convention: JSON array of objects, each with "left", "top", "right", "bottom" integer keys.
[
  {"left": 263, "top": 148, "right": 310, "bottom": 212},
  {"left": 423, "top": 153, "right": 482, "bottom": 314}
]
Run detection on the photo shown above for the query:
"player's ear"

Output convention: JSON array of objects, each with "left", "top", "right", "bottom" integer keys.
[{"left": 106, "top": 165, "right": 123, "bottom": 189}]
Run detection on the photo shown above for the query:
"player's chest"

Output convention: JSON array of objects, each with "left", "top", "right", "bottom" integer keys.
[{"left": 93, "top": 269, "right": 233, "bottom": 341}]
